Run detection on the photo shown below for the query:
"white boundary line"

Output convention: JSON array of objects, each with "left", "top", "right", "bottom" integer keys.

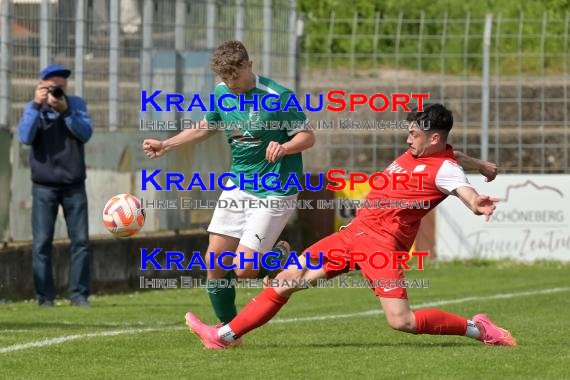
[
  {"left": 1, "top": 286, "right": 568, "bottom": 354},
  {"left": 0, "top": 328, "right": 167, "bottom": 354}
]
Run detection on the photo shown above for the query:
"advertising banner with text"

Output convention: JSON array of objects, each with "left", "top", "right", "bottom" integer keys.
[{"left": 437, "top": 175, "right": 570, "bottom": 261}]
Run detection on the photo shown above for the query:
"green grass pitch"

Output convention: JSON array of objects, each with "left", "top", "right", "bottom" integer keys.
[{"left": 1, "top": 261, "right": 569, "bottom": 379}]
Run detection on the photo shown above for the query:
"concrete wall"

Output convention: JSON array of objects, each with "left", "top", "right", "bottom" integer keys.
[{"left": 0, "top": 225, "right": 305, "bottom": 301}]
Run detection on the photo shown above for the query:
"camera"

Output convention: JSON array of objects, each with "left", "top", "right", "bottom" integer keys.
[{"left": 48, "top": 86, "right": 65, "bottom": 99}]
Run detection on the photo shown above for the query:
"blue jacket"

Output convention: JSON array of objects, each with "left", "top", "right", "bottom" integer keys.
[{"left": 18, "top": 96, "right": 93, "bottom": 187}]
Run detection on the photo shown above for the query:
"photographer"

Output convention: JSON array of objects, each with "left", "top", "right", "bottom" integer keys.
[{"left": 18, "top": 64, "right": 93, "bottom": 307}]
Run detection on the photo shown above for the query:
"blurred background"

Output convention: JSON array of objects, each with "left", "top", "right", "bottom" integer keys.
[{"left": 0, "top": 0, "right": 568, "bottom": 298}]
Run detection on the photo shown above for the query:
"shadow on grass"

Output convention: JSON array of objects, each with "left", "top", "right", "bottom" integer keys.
[
  {"left": 253, "top": 340, "right": 478, "bottom": 350},
  {"left": 90, "top": 302, "right": 202, "bottom": 308}
]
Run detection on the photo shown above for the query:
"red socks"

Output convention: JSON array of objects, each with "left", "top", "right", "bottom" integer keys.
[
  {"left": 226, "top": 292, "right": 467, "bottom": 338},
  {"left": 228, "top": 287, "right": 289, "bottom": 337},
  {"left": 413, "top": 308, "right": 468, "bottom": 335}
]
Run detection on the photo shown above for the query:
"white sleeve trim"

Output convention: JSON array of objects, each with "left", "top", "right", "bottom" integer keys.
[
  {"left": 286, "top": 119, "right": 311, "bottom": 136},
  {"left": 435, "top": 160, "right": 474, "bottom": 195}
]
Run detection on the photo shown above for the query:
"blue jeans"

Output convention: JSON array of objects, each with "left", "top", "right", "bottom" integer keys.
[{"left": 32, "top": 183, "right": 90, "bottom": 302}]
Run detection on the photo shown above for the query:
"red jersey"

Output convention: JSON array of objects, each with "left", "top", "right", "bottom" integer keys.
[{"left": 354, "top": 145, "right": 473, "bottom": 252}]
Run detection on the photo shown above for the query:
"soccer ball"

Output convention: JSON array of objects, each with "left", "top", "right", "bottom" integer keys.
[{"left": 102, "top": 194, "right": 146, "bottom": 237}]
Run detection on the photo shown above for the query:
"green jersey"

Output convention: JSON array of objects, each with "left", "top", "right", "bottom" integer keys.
[{"left": 204, "top": 75, "right": 308, "bottom": 197}]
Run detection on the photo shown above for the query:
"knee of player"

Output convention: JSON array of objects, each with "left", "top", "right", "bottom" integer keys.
[
  {"left": 205, "top": 250, "right": 227, "bottom": 267},
  {"left": 385, "top": 313, "right": 414, "bottom": 332},
  {"left": 205, "top": 254, "right": 215, "bottom": 268},
  {"left": 233, "top": 267, "right": 258, "bottom": 279}
]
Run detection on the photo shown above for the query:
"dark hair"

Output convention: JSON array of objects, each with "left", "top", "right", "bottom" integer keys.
[
  {"left": 210, "top": 40, "right": 250, "bottom": 77},
  {"left": 406, "top": 103, "right": 453, "bottom": 136}
]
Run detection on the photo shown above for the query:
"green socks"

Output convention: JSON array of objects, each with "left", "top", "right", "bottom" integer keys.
[{"left": 206, "top": 271, "right": 237, "bottom": 324}]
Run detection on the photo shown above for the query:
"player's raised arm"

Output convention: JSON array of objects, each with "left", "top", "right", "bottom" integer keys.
[
  {"left": 142, "top": 120, "right": 217, "bottom": 159},
  {"left": 453, "top": 186, "right": 499, "bottom": 221},
  {"left": 453, "top": 150, "right": 498, "bottom": 182},
  {"left": 435, "top": 159, "right": 498, "bottom": 220}
]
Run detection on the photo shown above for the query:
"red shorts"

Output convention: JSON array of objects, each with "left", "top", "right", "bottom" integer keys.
[{"left": 303, "top": 222, "right": 408, "bottom": 299}]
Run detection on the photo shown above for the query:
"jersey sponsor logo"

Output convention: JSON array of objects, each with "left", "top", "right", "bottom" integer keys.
[
  {"left": 385, "top": 161, "right": 408, "bottom": 174},
  {"left": 229, "top": 129, "right": 262, "bottom": 147}
]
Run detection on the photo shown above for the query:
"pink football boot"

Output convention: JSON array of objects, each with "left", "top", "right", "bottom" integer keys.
[
  {"left": 473, "top": 314, "right": 517, "bottom": 347},
  {"left": 185, "top": 312, "right": 229, "bottom": 350}
]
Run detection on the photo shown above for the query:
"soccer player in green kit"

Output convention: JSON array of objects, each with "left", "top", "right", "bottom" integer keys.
[{"left": 142, "top": 40, "right": 315, "bottom": 335}]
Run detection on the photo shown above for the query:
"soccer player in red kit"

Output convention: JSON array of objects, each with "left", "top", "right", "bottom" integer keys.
[{"left": 185, "top": 103, "right": 516, "bottom": 349}]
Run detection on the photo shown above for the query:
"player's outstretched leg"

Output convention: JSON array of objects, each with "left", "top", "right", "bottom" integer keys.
[
  {"left": 381, "top": 298, "right": 516, "bottom": 347},
  {"left": 186, "top": 256, "right": 328, "bottom": 350},
  {"left": 185, "top": 287, "right": 288, "bottom": 350}
]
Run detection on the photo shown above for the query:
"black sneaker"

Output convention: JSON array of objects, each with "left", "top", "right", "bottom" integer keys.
[{"left": 70, "top": 298, "right": 91, "bottom": 308}]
